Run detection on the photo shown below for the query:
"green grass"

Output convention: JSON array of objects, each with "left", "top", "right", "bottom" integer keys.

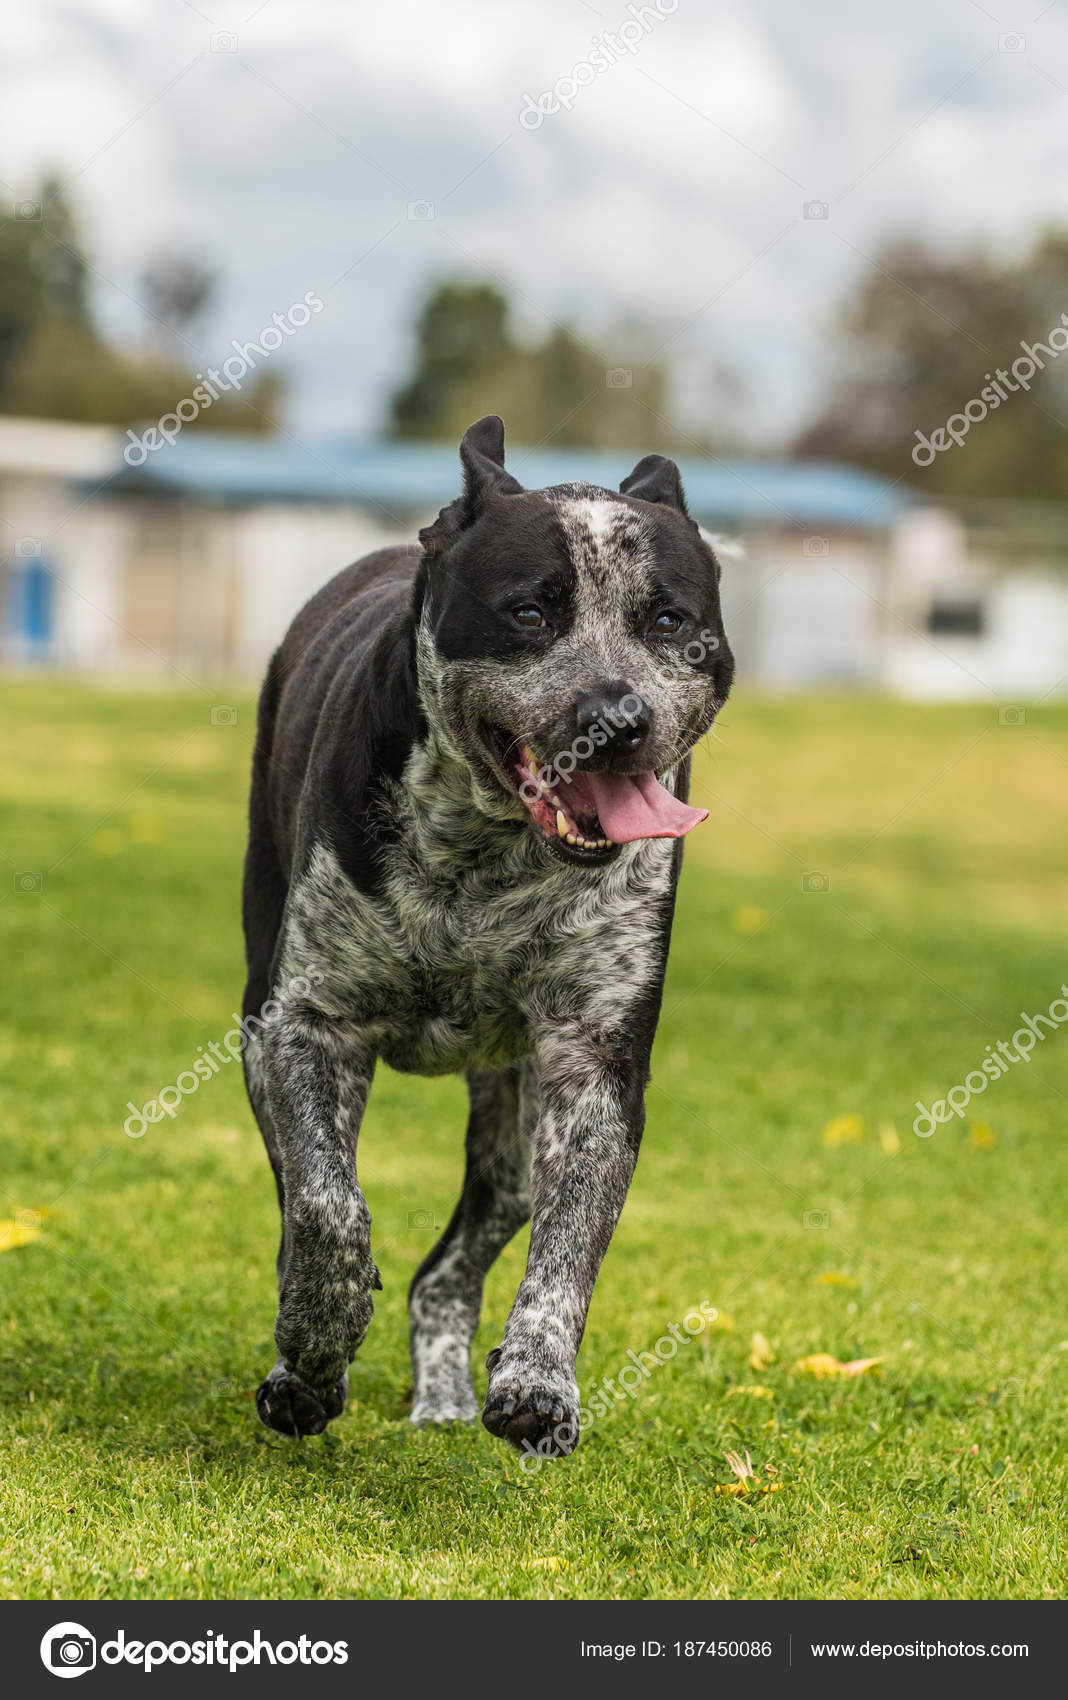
[{"left": 1, "top": 681, "right": 1066, "bottom": 1599}]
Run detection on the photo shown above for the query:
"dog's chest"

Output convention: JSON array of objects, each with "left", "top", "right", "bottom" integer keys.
[{"left": 280, "top": 828, "right": 674, "bottom": 1075}]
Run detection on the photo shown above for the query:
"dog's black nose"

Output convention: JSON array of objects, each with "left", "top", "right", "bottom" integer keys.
[{"left": 575, "top": 682, "right": 652, "bottom": 755}]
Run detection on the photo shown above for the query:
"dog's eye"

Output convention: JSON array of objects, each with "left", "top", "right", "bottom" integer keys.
[
  {"left": 512, "top": 606, "right": 545, "bottom": 629},
  {"left": 651, "top": 611, "right": 683, "bottom": 635}
]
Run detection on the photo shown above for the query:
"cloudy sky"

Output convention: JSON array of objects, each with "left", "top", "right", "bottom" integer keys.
[{"left": 4, "top": 0, "right": 1067, "bottom": 445}]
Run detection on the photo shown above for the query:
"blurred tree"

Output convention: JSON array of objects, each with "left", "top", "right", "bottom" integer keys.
[
  {"left": 387, "top": 278, "right": 679, "bottom": 449},
  {"left": 389, "top": 282, "right": 513, "bottom": 438},
  {"left": 0, "top": 177, "right": 90, "bottom": 394},
  {"left": 139, "top": 252, "right": 217, "bottom": 343},
  {"left": 0, "top": 178, "right": 281, "bottom": 432},
  {"left": 795, "top": 230, "right": 1068, "bottom": 499}
]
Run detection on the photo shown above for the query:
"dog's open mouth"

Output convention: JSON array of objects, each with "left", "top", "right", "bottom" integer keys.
[{"left": 480, "top": 724, "right": 709, "bottom": 865}]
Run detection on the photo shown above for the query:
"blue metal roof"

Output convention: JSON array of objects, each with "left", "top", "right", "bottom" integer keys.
[{"left": 107, "top": 432, "right": 912, "bottom": 531}]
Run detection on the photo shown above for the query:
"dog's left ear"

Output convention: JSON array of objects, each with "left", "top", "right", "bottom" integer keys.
[
  {"left": 460, "top": 414, "right": 523, "bottom": 511},
  {"left": 419, "top": 415, "right": 523, "bottom": 558},
  {"left": 620, "top": 453, "right": 689, "bottom": 516}
]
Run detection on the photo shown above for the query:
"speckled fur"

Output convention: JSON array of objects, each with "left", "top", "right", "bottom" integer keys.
[{"left": 241, "top": 417, "right": 733, "bottom": 1452}]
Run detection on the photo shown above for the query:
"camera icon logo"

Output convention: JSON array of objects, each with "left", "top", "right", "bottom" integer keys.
[
  {"left": 15, "top": 200, "right": 42, "bottom": 220},
  {"left": 407, "top": 1208, "right": 437, "bottom": 1229},
  {"left": 210, "top": 705, "right": 238, "bottom": 727},
  {"left": 210, "top": 30, "right": 238, "bottom": 51},
  {"left": 407, "top": 200, "right": 434, "bottom": 221},
  {"left": 801, "top": 871, "right": 829, "bottom": 894},
  {"left": 803, "top": 1208, "right": 830, "bottom": 1229},
  {"left": 998, "top": 32, "right": 1025, "bottom": 52},
  {"left": 606, "top": 368, "right": 632, "bottom": 389},
  {"left": 41, "top": 1622, "right": 96, "bottom": 1678},
  {"left": 998, "top": 704, "right": 1026, "bottom": 726},
  {"left": 802, "top": 536, "right": 829, "bottom": 557},
  {"left": 16, "top": 537, "right": 42, "bottom": 557},
  {"left": 803, "top": 199, "right": 829, "bottom": 220},
  {"left": 14, "top": 871, "right": 43, "bottom": 893}
]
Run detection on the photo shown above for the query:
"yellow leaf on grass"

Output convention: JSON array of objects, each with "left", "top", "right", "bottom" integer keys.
[
  {"left": 793, "top": 1352, "right": 841, "bottom": 1377},
  {"left": 714, "top": 1480, "right": 785, "bottom": 1495},
  {"left": 715, "top": 1454, "right": 785, "bottom": 1495},
  {"left": 528, "top": 1556, "right": 569, "bottom": 1571},
  {"left": 793, "top": 1352, "right": 886, "bottom": 1378},
  {"left": 90, "top": 828, "right": 126, "bottom": 858},
  {"left": 129, "top": 812, "right": 166, "bottom": 844},
  {"left": 732, "top": 905, "right": 768, "bottom": 936},
  {"left": 879, "top": 1121, "right": 901, "bottom": 1157},
  {"left": 703, "top": 1310, "right": 735, "bottom": 1333},
  {"left": 748, "top": 1330, "right": 776, "bottom": 1370},
  {"left": 0, "top": 1219, "right": 43, "bottom": 1253},
  {"left": 822, "top": 1113, "right": 863, "bottom": 1147},
  {"left": 726, "top": 1384, "right": 775, "bottom": 1399},
  {"left": 969, "top": 1119, "right": 998, "bottom": 1149},
  {"left": 813, "top": 1272, "right": 858, "bottom": 1288}
]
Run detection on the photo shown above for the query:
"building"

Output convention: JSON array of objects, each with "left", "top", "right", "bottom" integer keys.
[{"left": 2, "top": 413, "right": 1066, "bottom": 697}]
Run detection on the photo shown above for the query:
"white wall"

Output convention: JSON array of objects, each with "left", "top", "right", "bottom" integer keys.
[
  {"left": 232, "top": 504, "right": 408, "bottom": 675},
  {"left": 52, "top": 503, "right": 130, "bottom": 671},
  {"left": 723, "top": 539, "right": 885, "bottom": 687}
]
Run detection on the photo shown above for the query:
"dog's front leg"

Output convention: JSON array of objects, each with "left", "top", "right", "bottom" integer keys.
[
  {"left": 255, "top": 1008, "right": 379, "bottom": 1437},
  {"left": 482, "top": 1023, "right": 647, "bottom": 1457}
]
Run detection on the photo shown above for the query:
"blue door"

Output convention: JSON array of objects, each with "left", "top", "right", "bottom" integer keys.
[{"left": 4, "top": 551, "right": 55, "bottom": 658}]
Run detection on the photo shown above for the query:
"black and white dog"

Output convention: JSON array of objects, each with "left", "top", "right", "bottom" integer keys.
[{"left": 241, "top": 416, "right": 733, "bottom": 1457}]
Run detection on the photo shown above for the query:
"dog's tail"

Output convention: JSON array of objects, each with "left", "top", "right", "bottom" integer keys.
[{"left": 241, "top": 649, "right": 289, "bottom": 1024}]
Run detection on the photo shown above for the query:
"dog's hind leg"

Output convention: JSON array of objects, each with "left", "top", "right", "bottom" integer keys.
[
  {"left": 408, "top": 1064, "right": 533, "bottom": 1425},
  {"left": 254, "top": 1008, "right": 380, "bottom": 1438}
]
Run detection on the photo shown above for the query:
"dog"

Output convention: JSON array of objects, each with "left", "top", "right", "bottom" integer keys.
[{"left": 241, "top": 415, "right": 733, "bottom": 1456}]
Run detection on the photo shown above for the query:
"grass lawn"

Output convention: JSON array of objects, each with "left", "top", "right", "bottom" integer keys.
[{"left": 1, "top": 680, "right": 1066, "bottom": 1600}]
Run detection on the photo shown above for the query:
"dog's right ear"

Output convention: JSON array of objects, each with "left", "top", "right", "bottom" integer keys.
[
  {"left": 619, "top": 453, "right": 689, "bottom": 514},
  {"left": 418, "top": 415, "right": 523, "bottom": 558}
]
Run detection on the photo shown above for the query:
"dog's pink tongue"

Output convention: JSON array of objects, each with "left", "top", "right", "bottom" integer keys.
[{"left": 586, "top": 770, "right": 709, "bottom": 844}]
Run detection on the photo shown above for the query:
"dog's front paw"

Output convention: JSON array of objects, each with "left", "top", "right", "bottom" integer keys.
[
  {"left": 481, "top": 1349, "right": 580, "bottom": 1457},
  {"left": 274, "top": 1266, "right": 375, "bottom": 1395},
  {"left": 410, "top": 1392, "right": 480, "bottom": 1426},
  {"left": 256, "top": 1362, "right": 348, "bottom": 1437}
]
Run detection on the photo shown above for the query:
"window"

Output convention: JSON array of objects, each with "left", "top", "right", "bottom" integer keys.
[{"left": 926, "top": 598, "right": 984, "bottom": 637}]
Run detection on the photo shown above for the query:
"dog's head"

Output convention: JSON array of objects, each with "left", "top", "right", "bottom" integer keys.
[{"left": 414, "top": 415, "right": 734, "bottom": 867}]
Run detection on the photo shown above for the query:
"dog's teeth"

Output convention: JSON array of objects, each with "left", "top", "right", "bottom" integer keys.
[
  {"left": 556, "top": 809, "right": 569, "bottom": 838},
  {"left": 566, "top": 833, "right": 577, "bottom": 845}
]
